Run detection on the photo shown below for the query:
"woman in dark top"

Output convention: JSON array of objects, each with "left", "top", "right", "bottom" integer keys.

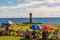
[{"left": 42, "top": 30, "right": 49, "bottom": 40}]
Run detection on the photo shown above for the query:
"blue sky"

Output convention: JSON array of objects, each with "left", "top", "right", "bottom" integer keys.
[{"left": 0, "top": 0, "right": 60, "bottom": 18}]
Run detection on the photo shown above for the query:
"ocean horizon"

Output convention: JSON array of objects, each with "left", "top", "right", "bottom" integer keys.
[{"left": 0, "top": 18, "right": 60, "bottom": 25}]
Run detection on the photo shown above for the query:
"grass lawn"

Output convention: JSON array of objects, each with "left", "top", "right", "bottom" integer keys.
[
  {"left": 0, "top": 36, "right": 20, "bottom": 40},
  {"left": 0, "top": 36, "right": 59, "bottom": 40},
  {"left": 0, "top": 24, "right": 60, "bottom": 40},
  {"left": 0, "top": 36, "right": 32, "bottom": 40}
]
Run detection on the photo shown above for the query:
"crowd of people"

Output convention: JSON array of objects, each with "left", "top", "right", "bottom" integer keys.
[
  {"left": 0, "top": 24, "right": 60, "bottom": 40},
  {"left": 0, "top": 27, "right": 60, "bottom": 40}
]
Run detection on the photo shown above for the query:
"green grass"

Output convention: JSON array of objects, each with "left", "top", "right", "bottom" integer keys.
[
  {"left": 0, "top": 24, "right": 32, "bottom": 40},
  {"left": 0, "top": 36, "right": 20, "bottom": 40},
  {"left": 0, "top": 36, "right": 32, "bottom": 40},
  {"left": 0, "top": 24, "right": 60, "bottom": 40}
]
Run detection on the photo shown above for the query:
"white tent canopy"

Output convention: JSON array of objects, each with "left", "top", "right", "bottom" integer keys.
[{"left": 7, "top": 20, "right": 14, "bottom": 24}]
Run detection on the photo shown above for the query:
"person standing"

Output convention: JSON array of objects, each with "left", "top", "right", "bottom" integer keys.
[
  {"left": 42, "top": 30, "right": 48, "bottom": 40},
  {"left": 25, "top": 30, "right": 30, "bottom": 39}
]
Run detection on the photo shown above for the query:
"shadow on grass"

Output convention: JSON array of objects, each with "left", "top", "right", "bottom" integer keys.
[
  {"left": 20, "top": 38, "right": 54, "bottom": 40},
  {"left": 19, "top": 37, "right": 58, "bottom": 40},
  {"left": 20, "top": 37, "right": 32, "bottom": 40}
]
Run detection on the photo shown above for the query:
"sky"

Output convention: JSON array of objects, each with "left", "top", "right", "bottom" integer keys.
[{"left": 0, "top": 0, "right": 60, "bottom": 18}]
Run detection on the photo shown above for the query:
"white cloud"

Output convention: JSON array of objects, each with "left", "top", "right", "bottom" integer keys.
[
  {"left": 30, "top": 6, "right": 60, "bottom": 12},
  {"left": 32, "top": 13, "right": 60, "bottom": 17},
  {"left": 0, "top": 13, "right": 29, "bottom": 18},
  {"left": 0, "top": 0, "right": 60, "bottom": 18},
  {"left": 0, "top": 1, "right": 46, "bottom": 9},
  {"left": 46, "top": 0, "right": 60, "bottom": 4},
  {"left": 0, "top": 0, "right": 60, "bottom": 9},
  {"left": 46, "top": 0, "right": 55, "bottom": 4}
]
